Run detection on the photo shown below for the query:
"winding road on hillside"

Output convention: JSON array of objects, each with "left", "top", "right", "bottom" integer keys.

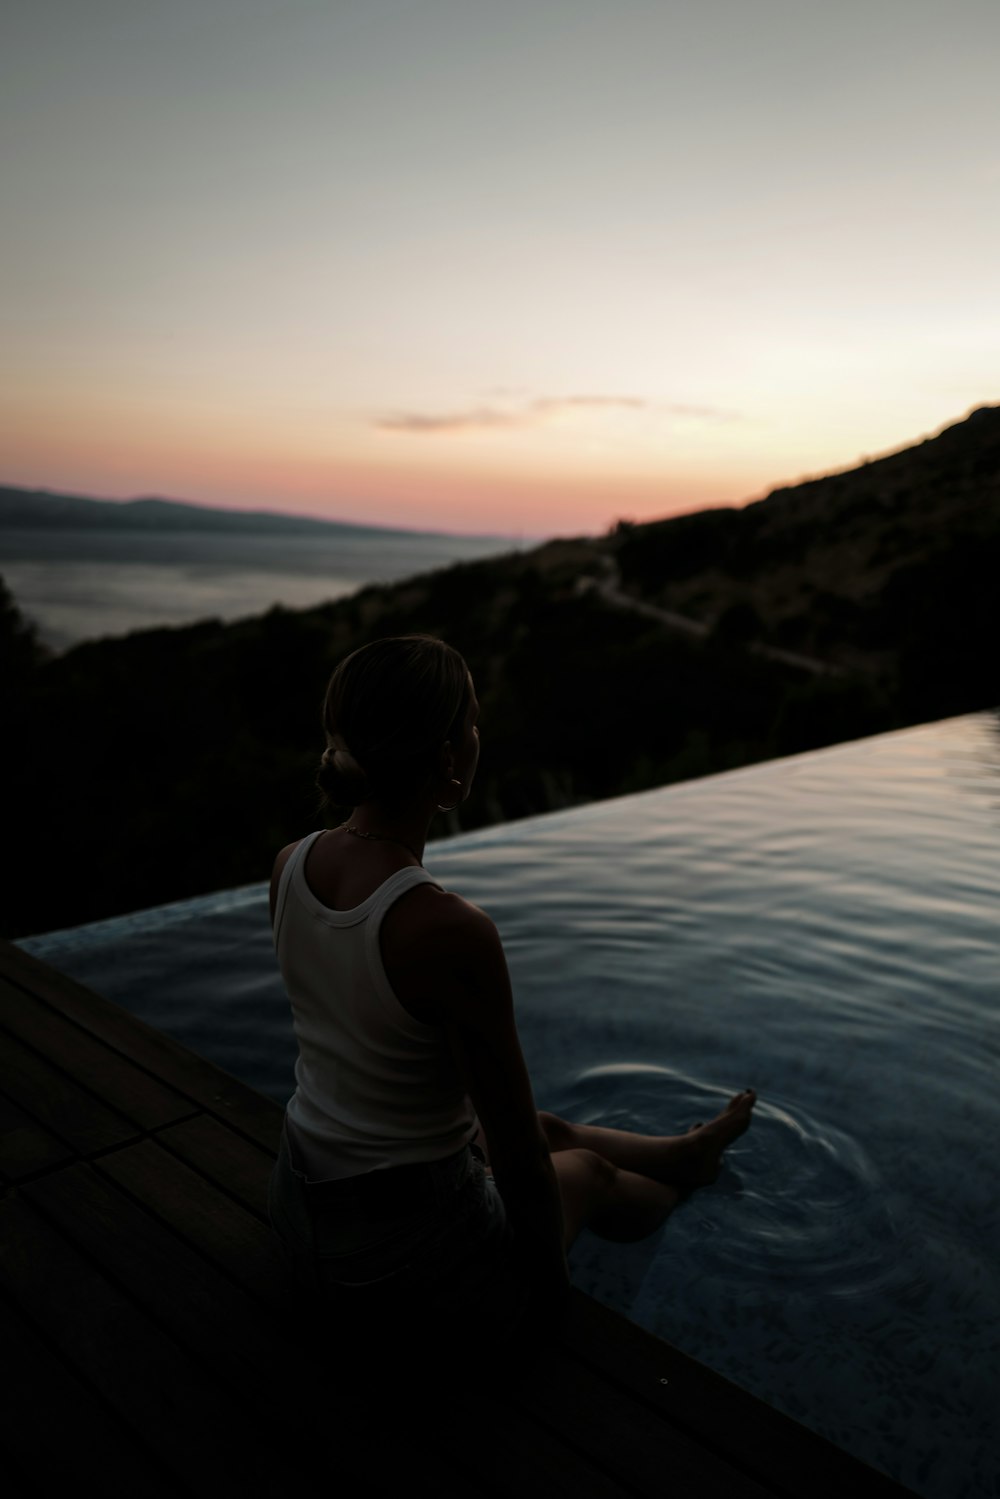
[{"left": 578, "top": 555, "right": 844, "bottom": 677}]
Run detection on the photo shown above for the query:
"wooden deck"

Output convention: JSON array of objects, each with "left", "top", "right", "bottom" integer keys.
[{"left": 0, "top": 937, "right": 918, "bottom": 1499}]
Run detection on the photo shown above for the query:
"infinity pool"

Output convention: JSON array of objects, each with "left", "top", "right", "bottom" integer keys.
[{"left": 22, "top": 712, "right": 1000, "bottom": 1499}]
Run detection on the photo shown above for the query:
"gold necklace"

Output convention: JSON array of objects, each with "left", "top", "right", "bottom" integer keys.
[{"left": 341, "top": 823, "right": 422, "bottom": 865}]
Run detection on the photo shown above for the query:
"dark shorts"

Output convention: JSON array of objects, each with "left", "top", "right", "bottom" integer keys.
[{"left": 267, "top": 1120, "right": 544, "bottom": 1364}]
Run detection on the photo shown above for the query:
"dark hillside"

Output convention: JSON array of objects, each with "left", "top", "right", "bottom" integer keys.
[
  {"left": 4, "top": 404, "right": 997, "bottom": 936},
  {"left": 2, "top": 563, "right": 887, "bottom": 937},
  {"left": 612, "top": 404, "right": 1000, "bottom": 694}
]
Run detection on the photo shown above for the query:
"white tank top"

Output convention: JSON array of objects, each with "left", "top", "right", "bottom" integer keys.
[{"left": 273, "top": 831, "right": 479, "bottom": 1182}]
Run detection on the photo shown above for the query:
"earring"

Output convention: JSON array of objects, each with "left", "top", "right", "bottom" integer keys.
[{"left": 437, "top": 777, "right": 463, "bottom": 812}]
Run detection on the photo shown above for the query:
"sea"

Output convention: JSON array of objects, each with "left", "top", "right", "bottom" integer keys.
[
  {"left": 18, "top": 711, "right": 1000, "bottom": 1499},
  {"left": 0, "top": 525, "right": 519, "bottom": 652}
]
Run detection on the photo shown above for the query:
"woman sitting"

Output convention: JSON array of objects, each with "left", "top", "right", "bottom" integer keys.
[{"left": 267, "top": 635, "right": 756, "bottom": 1367}]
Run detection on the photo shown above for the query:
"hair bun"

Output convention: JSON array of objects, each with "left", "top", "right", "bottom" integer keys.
[{"left": 316, "top": 736, "right": 369, "bottom": 804}]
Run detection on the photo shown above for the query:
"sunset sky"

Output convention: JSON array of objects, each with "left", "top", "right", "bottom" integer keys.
[{"left": 2, "top": 0, "right": 997, "bottom": 538}]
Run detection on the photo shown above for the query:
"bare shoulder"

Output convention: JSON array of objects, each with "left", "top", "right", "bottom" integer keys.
[
  {"left": 381, "top": 883, "right": 508, "bottom": 1025},
  {"left": 387, "top": 883, "right": 500, "bottom": 963}
]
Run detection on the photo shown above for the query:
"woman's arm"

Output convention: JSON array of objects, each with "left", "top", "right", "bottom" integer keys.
[{"left": 383, "top": 889, "right": 570, "bottom": 1301}]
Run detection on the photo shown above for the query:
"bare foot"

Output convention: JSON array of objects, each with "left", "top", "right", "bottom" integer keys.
[{"left": 653, "top": 1090, "right": 757, "bottom": 1191}]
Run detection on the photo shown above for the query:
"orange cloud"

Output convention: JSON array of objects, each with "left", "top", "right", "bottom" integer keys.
[{"left": 375, "top": 395, "right": 735, "bottom": 435}]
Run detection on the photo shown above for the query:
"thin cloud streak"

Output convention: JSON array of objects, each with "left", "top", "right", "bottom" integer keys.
[
  {"left": 376, "top": 407, "right": 524, "bottom": 434},
  {"left": 375, "top": 395, "right": 736, "bottom": 435}
]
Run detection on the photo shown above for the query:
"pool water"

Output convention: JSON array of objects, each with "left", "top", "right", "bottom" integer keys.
[{"left": 22, "top": 712, "right": 1000, "bottom": 1499}]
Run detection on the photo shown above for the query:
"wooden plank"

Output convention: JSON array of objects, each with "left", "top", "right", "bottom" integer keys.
[
  {"left": 156, "top": 1111, "right": 274, "bottom": 1220},
  {"left": 18, "top": 1161, "right": 487, "bottom": 1497},
  {"left": 281, "top": 1319, "right": 633, "bottom": 1499},
  {"left": 563, "top": 1290, "right": 919, "bottom": 1498},
  {"left": 0, "top": 1293, "right": 178, "bottom": 1498},
  {"left": 0, "top": 1027, "right": 141, "bottom": 1158},
  {"left": 1, "top": 942, "right": 283, "bottom": 1153},
  {"left": 447, "top": 1400, "right": 637, "bottom": 1499},
  {"left": 20, "top": 1159, "right": 293, "bottom": 1380},
  {"left": 508, "top": 1329, "right": 775, "bottom": 1499},
  {"left": 0, "top": 976, "right": 194, "bottom": 1131},
  {"left": 0, "top": 1087, "right": 76, "bottom": 1182},
  {"left": 95, "top": 1137, "right": 286, "bottom": 1301},
  {"left": 0, "top": 1189, "right": 307, "bottom": 1499}
]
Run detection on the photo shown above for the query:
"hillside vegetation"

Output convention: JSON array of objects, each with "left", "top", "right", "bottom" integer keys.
[{"left": 5, "top": 404, "right": 998, "bottom": 937}]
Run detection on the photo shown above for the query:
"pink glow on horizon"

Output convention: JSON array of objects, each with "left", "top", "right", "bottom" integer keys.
[
  {"left": 1, "top": 452, "right": 750, "bottom": 538},
  {"left": 0, "top": 411, "right": 758, "bottom": 535},
  {"left": 5, "top": 398, "right": 993, "bottom": 539}
]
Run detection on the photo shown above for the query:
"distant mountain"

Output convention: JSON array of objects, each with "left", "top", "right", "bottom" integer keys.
[{"left": 0, "top": 485, "right": 498, "bottom": 542}]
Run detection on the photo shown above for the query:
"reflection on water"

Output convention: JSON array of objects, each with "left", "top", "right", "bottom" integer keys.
[
  {"left": 1, "top": 526, "right": 515, "bottom": 649},
  {"left": 20, "top": 711, "right": 1000, "bottom": 1499}
]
